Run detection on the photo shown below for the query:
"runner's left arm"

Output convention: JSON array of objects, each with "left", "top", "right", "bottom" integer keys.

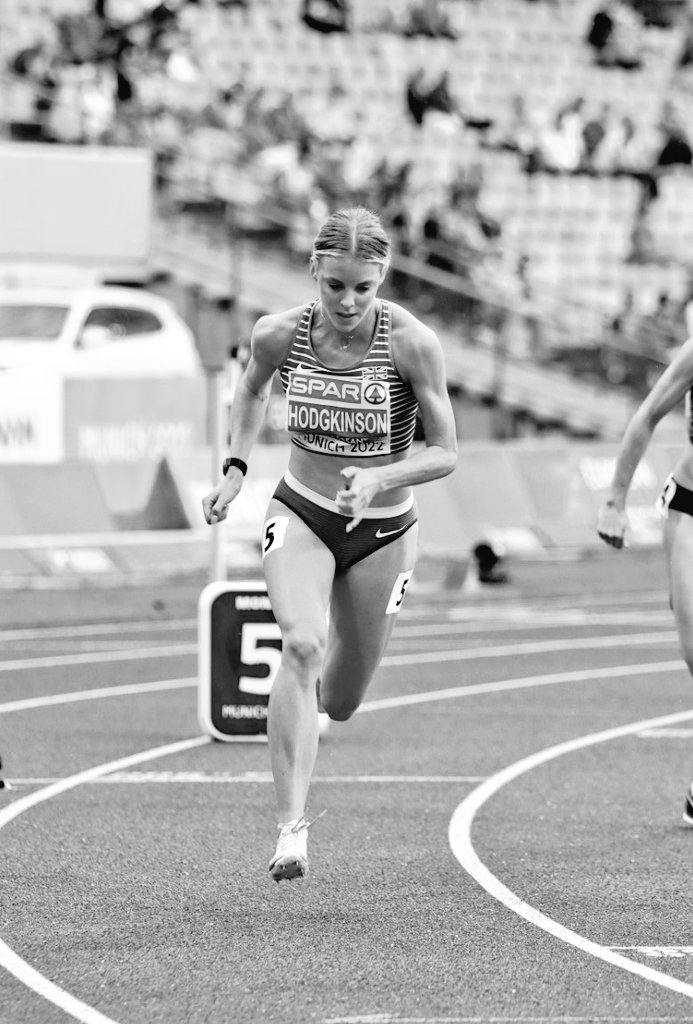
[{"left": 336, "top": 323, "right": 457, "bottom": 528}]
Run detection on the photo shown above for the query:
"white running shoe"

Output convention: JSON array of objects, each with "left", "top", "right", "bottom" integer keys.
[{"left": 268, "top": 810, "right": 325, "bottom": 883}]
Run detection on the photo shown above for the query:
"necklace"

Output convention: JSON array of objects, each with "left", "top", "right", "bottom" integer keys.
[{"left": 316, "top": 302, "right": 376, "bottom": 351}]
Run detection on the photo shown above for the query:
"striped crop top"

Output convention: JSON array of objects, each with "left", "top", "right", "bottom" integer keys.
[{"left": 278, "top": 300, "right": 419, "bottom": 459}]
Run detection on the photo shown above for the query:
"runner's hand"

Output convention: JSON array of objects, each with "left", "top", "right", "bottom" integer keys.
[
  {"left": 202, "top": 476, "right": 244, "bottom": 525},
  {"left": 596, "top": 501, "right": 630, "bottom": 550},
  {"left": 336, "top": 466, "right": 380, "bottom": 533}
]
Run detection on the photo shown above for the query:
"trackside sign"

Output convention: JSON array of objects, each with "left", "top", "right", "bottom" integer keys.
[{"left": 198, "top": 581, "right": 281, "bottom": 741}]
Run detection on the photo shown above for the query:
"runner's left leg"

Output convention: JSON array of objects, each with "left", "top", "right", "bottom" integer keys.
[{"left": 319, "top": 522, "right": 419, "bottom": 720}]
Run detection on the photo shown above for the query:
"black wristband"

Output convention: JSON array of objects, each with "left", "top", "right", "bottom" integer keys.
[{"left": 223, "top": 457, "right": 248, "bottom": 477}]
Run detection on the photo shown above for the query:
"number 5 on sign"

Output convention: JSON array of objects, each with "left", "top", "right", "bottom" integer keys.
[
  {"left": 239, "top": 622, "right": 282, "bottom": 695},
  {"left": 198, "top": 580, "right": 282, "bottom": 741}
]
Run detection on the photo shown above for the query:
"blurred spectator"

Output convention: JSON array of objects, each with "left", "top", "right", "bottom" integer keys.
[
  {"left": 580, "top": 102, "right": 611, "bottom": 171},
  {"left": 402, "top": 0, "right": 458, "bottom": 39},
  {"left": 631, "top": 0, "right": 687, "bottom": 28},
  {"left": 678, "top": 13, "right": 693, "bottom": 67},
  {"left": 421, "top": 205, "right": 458, "bottom": 274},
  {"left": 143, "top": 1, "right": 181, "bottom": 51},
  {"left": 592, "top": 113, "right": 658, "bottom": 174},
  {"left": 637, "top": 99, "right": 693, "bottom": 200},
  {"left": 164, "top": 30, "right": 201, "bottom": 87},
  {"left": 406, "top": 67, "right": 432, "bottom": 126},
  {"left": 654, "top": 100, "right": 692, "bottom": 169},
  {"left": 449, "top": 160, "right": 484, "bottom": 209},
  {"left": 81, "top": 64, "right": 116, "bottom": 143},
  {"left": 586, "top": 0, "right": 644, "bottom": 69},
  {"left": 485, "top": 94, "right": 539, "bottom": 156},
  {"left": 610, "top": 0, "right": 644, "bottom": 68},
  {"left": 586, "top": 1, "right": 616, "bottom": 56},
  {"left": 371, "top": 158, "right": 413, "bottom": 213},
  {"left": 302, "top": 0, "right": 350, "bottom": 33},
  {"left": 531, "top": 97, "right": 585, "bottom": 173},
  {"left": 406, "top": 67, "right": 463, "bottom": 127}
]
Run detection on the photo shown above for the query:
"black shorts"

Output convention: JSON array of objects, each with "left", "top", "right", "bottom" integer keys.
[
  {"left": 271, "top": 475, "right": 417, "bottom": 574},
  {"left": 658, "top": 475, "right": 693, "bottom": 518}
]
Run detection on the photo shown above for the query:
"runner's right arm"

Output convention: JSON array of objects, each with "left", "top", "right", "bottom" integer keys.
[{"left": 202, "top": 315, "right": 289, "bottom": 524}]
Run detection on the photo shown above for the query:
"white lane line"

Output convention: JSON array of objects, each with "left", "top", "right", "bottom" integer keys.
[
  {"left": 0, "top": 660, "right": 682, "bottom": 721},
  {"left": 324, "top": 1017, "right": 693, "bottom": 1023},
  {"left": 0, "top": 644, "right": 197, "bottom": 672},
  {"left": 0, "top": 660, "right": 686, "bottom": 1022},
  {"left": 0, "top": 630, "right": 678, "bottom": 674},
  {"left": 3, "top": 773, "right": 485, "bottom": 786},
  {"left": 0, "top": 678, "right": 195, "bottom": 715},
  {"left": 0, "top": 735, "right": 210, "bottom": 1024},
  {"left": 359, "top": 660, "right": 683, "bottom": 713},
  {"left": 448, "top": 707, "right": 693, "bottom": 1000},
  {"left": 381, "top": 633, "right": 678, "bottom": 669},
  {"left": 613, "top": 948, "right": 693, "bottom": 959},
  {"left": 394, "top": 615, "right": 674, "bottom": 637},
  {"left": 0, "top": 609, "right": 670, "bottom": 645},
  {"left": 0, "top": 620, "right": 196, "bottom": 642},
  {"left": 2, "top": 640, "right": 188, "bottom": 654}
]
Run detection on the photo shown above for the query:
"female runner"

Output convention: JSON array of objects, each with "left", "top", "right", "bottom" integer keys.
[
  {"left": 203, "top": 207, "right": 458, "bottom": 881},
  {"left": 597, "top": 333, "right": 693, "bottom": 824}
]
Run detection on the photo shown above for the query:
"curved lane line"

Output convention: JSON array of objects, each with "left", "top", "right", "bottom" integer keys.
[
  {"left": 359, "top": 660, "right": 683, "bottom": 713},
  {"left": 0, "top": 629, "right": 677, "bottom": 675},
  {"left": 0, "top": 660, "right": 682, "bottom": 720},
  {"left": 449, "top": 708, "right": 693, "bottom": 1000},
  {"left": 0, "top": 659, "right": 687, "bottom": 1020},
  {"left": 0, "top": 678, "right": 195, "bottom": 715},
  {"left": 0, "top": 735, "right": 210, "bottom": 1024},
  {"left": 0, "top": 645, "right": 197, "bottom": 673}
]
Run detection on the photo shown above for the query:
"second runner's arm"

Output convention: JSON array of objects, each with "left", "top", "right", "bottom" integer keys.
[{"left": 597, "top": 337, "right": 693, "bottom": 548}]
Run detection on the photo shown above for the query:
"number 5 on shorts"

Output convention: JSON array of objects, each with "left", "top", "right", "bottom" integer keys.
[
  {"left": 386, "top": 570, "right": 413, "bottom": 614},
  {"left": 263, "top": 515, "right": 289, "bottom": 557}
]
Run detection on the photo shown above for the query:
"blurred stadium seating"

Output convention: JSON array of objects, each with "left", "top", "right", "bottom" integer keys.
[{"left": 2, "top": 0, "right": 693, "bottom": 431}]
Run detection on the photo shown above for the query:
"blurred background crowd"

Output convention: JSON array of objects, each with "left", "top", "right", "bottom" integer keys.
[{"left": 5, "top": 0, "right": 693, "bottom": 403}]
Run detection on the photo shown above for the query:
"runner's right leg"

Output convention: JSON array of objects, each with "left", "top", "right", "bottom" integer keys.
[{"left": 262, "top": 498, "right": 335, "bottom": 827}]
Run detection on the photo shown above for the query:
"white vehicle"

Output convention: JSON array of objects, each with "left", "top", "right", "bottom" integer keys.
[{"left": 0, "top": 286, "right": 200, "bottom": 377}]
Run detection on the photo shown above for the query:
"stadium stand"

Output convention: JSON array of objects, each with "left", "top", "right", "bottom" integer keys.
[{"left": 2, "top": 0, "right": 693, "bottom": 429}]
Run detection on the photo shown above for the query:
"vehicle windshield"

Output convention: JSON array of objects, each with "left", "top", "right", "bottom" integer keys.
[{"left": 0, "top": 304, "right": 69, "bottom": 341}]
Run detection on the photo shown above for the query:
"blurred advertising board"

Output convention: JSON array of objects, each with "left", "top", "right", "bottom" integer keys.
[
  {"left": 0, "top": 375, "right": 206, "bottom": 464},
  {"left": 63, "top": 377, "right": 206, "bottom": 462},
  {"left": 0, "top": 371, "right": 63, "bottom": 462},
  {"left": 426, "top": 440, "right": 680, "bottom": 554}
]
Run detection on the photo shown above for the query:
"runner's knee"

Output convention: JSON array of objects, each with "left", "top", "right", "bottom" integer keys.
[
  {"left": 282, "top": 626, "right": 326, "bottom": 680},
  {"left": 322, "top": 697, "right": 358, "bottom": 722},
  {"left": 320, "top": 685, "right": 363, "bottom": 721}
]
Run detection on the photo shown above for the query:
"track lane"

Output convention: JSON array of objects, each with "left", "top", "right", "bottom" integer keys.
[{"left": 3, "top": 565, "right": 693, "bottom": 1022}]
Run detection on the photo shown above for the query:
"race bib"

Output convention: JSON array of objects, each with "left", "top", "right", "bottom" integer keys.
[{"left": 286, "top": 370, "right": 392, "bottom": 457}]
